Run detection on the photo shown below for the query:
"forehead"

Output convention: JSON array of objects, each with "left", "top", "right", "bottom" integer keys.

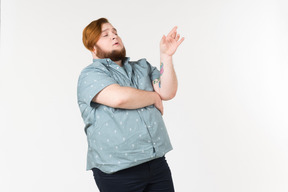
[{"left": 101, "top": 23, "right": 117, "bottom": 32}]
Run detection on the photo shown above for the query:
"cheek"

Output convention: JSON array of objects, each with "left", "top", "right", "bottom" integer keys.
[
  {"left": 96, "top": 40, "right": 110, "bottom": 51},
  {"left": 118, "top": 38, "right": 124, "bottom": 47}
]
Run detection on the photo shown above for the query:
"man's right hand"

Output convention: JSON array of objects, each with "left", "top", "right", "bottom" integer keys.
[{"left": 153, "top": 92, "right": 164, "bottom": 115}]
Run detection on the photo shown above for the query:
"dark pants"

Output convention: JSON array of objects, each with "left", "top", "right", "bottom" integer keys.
[{"left": 92, "top": 156, "right": 175, "bottom": 192}]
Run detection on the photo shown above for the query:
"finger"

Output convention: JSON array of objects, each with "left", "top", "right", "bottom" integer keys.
[
  {"left": 160, "top": 35, "right": 166, "bottom": 44},
  {"left": 175, "top": 34, "right": 180, "bottom": 41},
  {"left": 159, "top": 102, "right": 164, "bottom": 115},
  {"left": 176, "top": 37, "right": 185, "bottom": 47},
  {"left": 167, "top": 26, "right": 177, "bottom": 37},
  {"left": 171, "top": 32, "right": 177, "bottom": 39},
  {"left": 157, "top": 106, "right": 163, "bottom": 115}
]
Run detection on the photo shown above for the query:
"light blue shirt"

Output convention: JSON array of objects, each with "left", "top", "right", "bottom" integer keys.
[{"left": 77, "top": 57, "right": 173, "bottom": 173}]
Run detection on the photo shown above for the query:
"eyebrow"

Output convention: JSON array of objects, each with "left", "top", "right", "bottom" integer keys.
[{"left": 101, "top": 28, "right": 117, "bottom": 33}]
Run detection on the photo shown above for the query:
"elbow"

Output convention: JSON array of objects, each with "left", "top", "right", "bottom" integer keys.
[
  {"left": 158, "top": 83, "right": 178, "bottom": 101},
  {"left": 160, "top": 91, "right": 177, "bottom": 101}
]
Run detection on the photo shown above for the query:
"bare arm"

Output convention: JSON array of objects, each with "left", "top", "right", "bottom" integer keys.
[
  {"left": 93, "top": 84, "right": 164, "bottom": 114},
  {"left": 153, "top": 26, "right": 184, "bottom": 100}
]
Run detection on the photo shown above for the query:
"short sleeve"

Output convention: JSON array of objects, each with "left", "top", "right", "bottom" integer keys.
[
  {"left": 147, "top": 61, "right": 160, "bottom": 81},
  {"left": 77, "top": 63, "right": 118, "bottom": 107},
  {"left": 137, "top": 59, "right": 160, "bottom": 81}
]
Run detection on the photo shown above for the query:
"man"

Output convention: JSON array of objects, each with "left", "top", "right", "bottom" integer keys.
[{"left": 77, "top": 18, "right": 184, "bottom": 192}]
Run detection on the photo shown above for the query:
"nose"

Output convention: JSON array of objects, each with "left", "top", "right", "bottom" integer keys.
[{"left": 111, "top": 33, "right": 117, "bottom": 40}]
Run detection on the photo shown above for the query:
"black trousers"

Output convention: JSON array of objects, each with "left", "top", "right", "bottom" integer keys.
[{"left": 92, "top": 156, "right": 175, "bottom": 192}]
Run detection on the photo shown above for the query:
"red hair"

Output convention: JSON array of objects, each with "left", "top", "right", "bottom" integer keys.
[{"left": 82, "top": 18, "right": 109, "bottom": 51}]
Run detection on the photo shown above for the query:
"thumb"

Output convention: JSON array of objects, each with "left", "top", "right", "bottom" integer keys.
[{"left": 160, "top": 35, "right": 166, "bottom": 44}]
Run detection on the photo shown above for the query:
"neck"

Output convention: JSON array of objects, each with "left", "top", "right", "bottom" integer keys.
[
  {"left": 92, "top": 52, "right": 123, "bottom": 67},
  {"left": 114, "top": 60, "right": 122, "bottom": 67}
]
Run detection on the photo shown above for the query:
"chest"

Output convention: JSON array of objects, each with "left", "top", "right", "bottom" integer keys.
[{"left": 107, "top": 64, "right": 154, "bottom": 91}]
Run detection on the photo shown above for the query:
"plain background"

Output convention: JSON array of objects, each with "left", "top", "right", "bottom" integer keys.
[{"left": 1, "top": 0, "right": 288, "bottom": 191}]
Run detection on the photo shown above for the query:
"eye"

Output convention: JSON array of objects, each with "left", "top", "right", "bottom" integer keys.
[{"left": 103, "top": 34, "right": 108, "bottom": 37}]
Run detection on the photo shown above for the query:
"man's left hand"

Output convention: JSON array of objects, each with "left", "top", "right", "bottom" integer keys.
[{"left": 160, "top": 26, "right": 184, "bottom": 57}]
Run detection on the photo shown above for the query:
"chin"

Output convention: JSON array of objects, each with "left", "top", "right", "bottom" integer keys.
[{"left": 113, "top": 46, "right": 123, "bottom": 50}]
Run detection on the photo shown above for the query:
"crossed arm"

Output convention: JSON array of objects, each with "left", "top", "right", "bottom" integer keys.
[
  {"left": 92, "top": 84, "right": 164, "bottom": 114},
  {"left": 92, "top": 27, "right": 184, "bottom": 114}
]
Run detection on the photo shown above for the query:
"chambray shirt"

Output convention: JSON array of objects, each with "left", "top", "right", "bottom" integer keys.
[{"left": 77, "top": 57, "right": 173, "bottom": 173}]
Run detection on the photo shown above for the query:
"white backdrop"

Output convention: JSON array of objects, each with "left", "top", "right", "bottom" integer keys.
[{"left": 1, "top": 0, "right": 288, "bottom": 191}]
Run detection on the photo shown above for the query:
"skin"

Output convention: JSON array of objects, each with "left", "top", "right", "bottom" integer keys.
[
  {"left": 153, "top": 26, "right": 184, "bottom": 100},
  {"left": 91, "top": 23, "right": 184, "bottom": 114},
  {"left": 92, "top": 23, "right": 124, "bottom": 66}
]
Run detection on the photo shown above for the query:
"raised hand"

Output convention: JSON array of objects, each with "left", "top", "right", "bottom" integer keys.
[{"left": 160, "top": 26, "right": 184, "bottom": 56}]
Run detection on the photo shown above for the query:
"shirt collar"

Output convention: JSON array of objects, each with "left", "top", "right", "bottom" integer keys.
[{"left": 93, "top": 57, "right": 130, "bottom": 66}]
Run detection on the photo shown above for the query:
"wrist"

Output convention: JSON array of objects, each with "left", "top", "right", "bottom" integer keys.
[
  {"left": 160, "top": 53, "right": 172, "bottom": 62},
  {"left": 152, "top": 92, "right": 161, "bottom": 103},
  {"left": 160, "top": 53, "right": 172, "bottom": 58}
]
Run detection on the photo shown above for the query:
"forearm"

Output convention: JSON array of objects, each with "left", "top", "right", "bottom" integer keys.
[
  {"left": 155, "top": 26, "right": 183, "bottom": 100},
  {"left": 93, "top": 84, "right": 160, "bottom": 109},
  {"left": 116, "top": 86, "right": 160, "bottom": 109},
  {"left": 155, "top": 54, "right": 178, "bottom": 100}
]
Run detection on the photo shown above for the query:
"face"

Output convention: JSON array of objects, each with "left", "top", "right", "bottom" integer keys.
[{"left": 94, "top": 23, "right": 126, "bottom": 61}]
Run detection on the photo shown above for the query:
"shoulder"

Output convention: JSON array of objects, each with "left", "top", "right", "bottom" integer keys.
[
  {"left": 134, "top": 58, "right": 148, "bottom": 65},
  {"left": 78, "top": 62, "right": 111, "bottom": 85},
  {"left": 79, "top": 61, "right": 108, "bottom": 76},
  {"left": 129, "top": 58, "right": 150, "bottom": 68}
]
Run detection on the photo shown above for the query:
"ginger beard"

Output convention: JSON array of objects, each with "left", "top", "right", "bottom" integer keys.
[{"left": 95, "top": 45, "right": 126, "bottom": 62}]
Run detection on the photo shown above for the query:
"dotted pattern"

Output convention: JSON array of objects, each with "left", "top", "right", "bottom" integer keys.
[{"left": 77, "top": 58, "right": 173, "bottom": 174}]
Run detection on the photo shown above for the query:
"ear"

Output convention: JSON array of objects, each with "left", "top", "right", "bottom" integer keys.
[
  {"left": 92, "top": 46, "right": 98, "bottom": 59},
  {"left": 93, "top": 45, "right": 97, "bottom": 54}
]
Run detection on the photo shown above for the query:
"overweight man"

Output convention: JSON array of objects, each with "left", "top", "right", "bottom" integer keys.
[{"left": 77, "top": 18, "right": 184, "bottom": 192}]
